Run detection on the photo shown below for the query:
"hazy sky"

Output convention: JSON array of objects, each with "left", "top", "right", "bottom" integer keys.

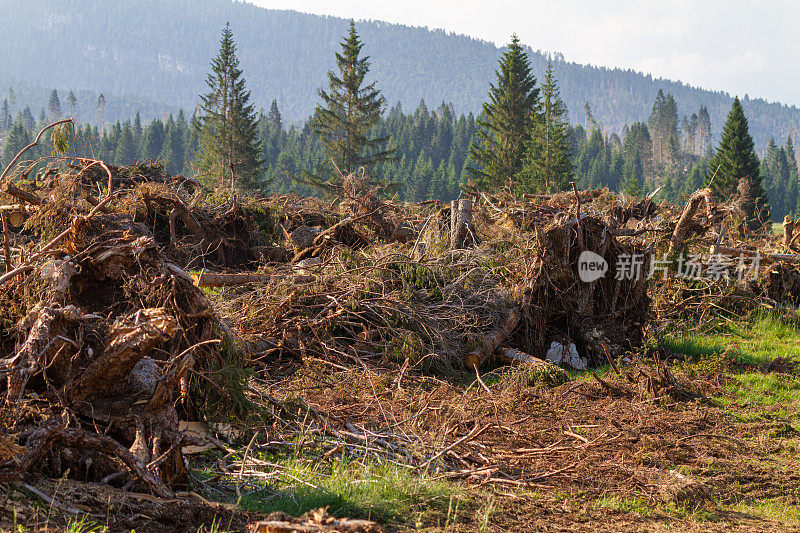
[{"left": 248, "top": 0, "right": 800, "bottom": 107}]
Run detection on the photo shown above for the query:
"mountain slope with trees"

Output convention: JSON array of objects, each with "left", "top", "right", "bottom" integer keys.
[{"left": 0, "top": 0, "right": 799, "bottom": 148}]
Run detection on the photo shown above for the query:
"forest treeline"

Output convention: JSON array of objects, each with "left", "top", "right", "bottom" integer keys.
[
  {"left": 2, "top": 0, "right": 800, "bottom": 147},
  {"left": 3, "top": 87, "right": 798, "bottom": 219}
]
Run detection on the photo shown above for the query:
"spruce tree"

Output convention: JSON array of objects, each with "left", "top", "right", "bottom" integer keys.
[
  {"left": 310, "top": 21, "right": 395, "bottom": 191},
  {"left": 706, "top": 97, "right": 765, "bottom": 207},
  {"left": 267, "top": 100, "right": 282, "bottom": 131},
  {"left": 584, "top": 102, "right": 595, "bottom": 129},
  {"left": 621, "top": 157, "right": 644, "bottom": 196},
  {"left": 66, "top": 91, "right": 78, "bottom": 119},
  {"left": 140, "top": 119, "right": 165, "bottom": 162},
  {"left": 467, "top": 35, "right": 539, "bottom": 192},
  {"left": 2, "top": 122, "right": 31, "bottom": 167},
  {"left": 518, "top": 62, "right": 572, "bottom": 193},
  {"left": 786, "top": 135, "right": 799, "bottom": 176},
  {"left": 114, "top": 122, "right": 136, "bottom": 165},
  {"left": 47, "top": 90, "right": 62, "bottom": 121},
  {"left": 194, "top": 23, "right": 264, "bottom": 190},
  {"left": 0, "top": 100, "right": 9, "bottom": 132}
]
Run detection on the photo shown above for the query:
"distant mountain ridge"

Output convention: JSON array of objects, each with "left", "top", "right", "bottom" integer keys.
[{"left": 0, "top": 0, "right": 797, "bottom": 148}]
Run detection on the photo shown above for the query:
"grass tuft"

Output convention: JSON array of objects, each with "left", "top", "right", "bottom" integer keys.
[{"left": 238, "top": 456, "right": 464, "bottom": 526}]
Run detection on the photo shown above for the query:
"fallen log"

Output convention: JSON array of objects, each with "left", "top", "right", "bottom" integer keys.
[
  {"left": 0, "top": 204, "right": 29, "bottom": 228},
  {"left": 465, "top": 308, "right": 521, "bottom": 369},
  {"left": 0, "top": 182, "right": 44, "bottom": 206},
  {"left": 248, "top": 508, "right": 384, "bottom": 533},
  {"left": 194, "top": 271, "right": 315, "bottom": 287},
  {"left": 497, "top": 347, "right": 559, "bottom": 368},
  {"left": 711, "top": 245, "right": 800, "bottom": 262}
]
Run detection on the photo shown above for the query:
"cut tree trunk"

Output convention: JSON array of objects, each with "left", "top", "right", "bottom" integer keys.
[
  {"left": 784, "top": 215, "right": 795, "bottom": 249},
  {"left": 194, "top": 271, "right": 313, "bottom": 287},
  {"left": 451, "top": 199, "right": 473, "bottom": 250},
  {"left": 0, "top": 182, "right": 44, "bottom": 206},
  {"left": 465, "top": 308, "right": 521, "bottom": 369},
  {"left": 712, "top": 245, "right": 800, "bottom": 262}
]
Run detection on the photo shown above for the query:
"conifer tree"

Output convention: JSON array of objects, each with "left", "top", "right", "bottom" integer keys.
[
  {"left": 0, "top": 100, "right": 9, "bottom": 132},
  {"left": 706, "top": 97, "right": 767, "bottom": 219},
  {"left": 467, "top": 35, "right": 539, "bottom": 192},
  {"left": 310, "top": 21, "right": 395, "bottom": 191},
  {"left": 47, "top": 90, "right": 62, "bottom": 121},
  {"left": 66, "top": 91, "right": 78, "bottom": 119},
  {"left": 2, "top": 122, "right": 31, "bottom": 167},
  {"left": 584, "top": 102, "right": 595, "bottom": 130},
  {"left": 140, "top": 119, "right": 165, "bottom": 162},
  {"left": 96, "top": 94, "right": 105, "bottom": 130},
  {"left": 114, "top": 122, "right": 136, "bottom": 165},
  {"left": 267, "top": 100, "right": 282, "bottom": 132},
  {"left": 194, "top": 23, "right": 264, "bottom": 190},
  {"left": 518, "top": 62, "right": 572, "bottom": 193},
  {"left": 133, "top": 111, "right": 143, "bottom": 147},
  {"left": 621, "top": 158, "right": 644, "bottom": 196},
  {"left": 786, "top": 135, "right": 799, "bottom": 176},
  {"left": 19, "top": 107, "right": 34, "bottom": 132}
]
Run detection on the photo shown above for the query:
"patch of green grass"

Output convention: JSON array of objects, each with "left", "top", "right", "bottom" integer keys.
[
  {"left": 238, "top": 456, "right": 464, "bottom": 526},
  {"left": 726, "top": 498, "right": 800, "bottom": 524},
  {"left": 665, "top": 309, "right": 800, "bottom": 367},
  {"left": 596, "top": 495, "right": 656, "bottom": 516},
  {"left": 64, "top": 516, "right": 108, "bottom": 533},
  {"left": 597, "top": 494, "right": 721, "bottom": 522},
  {"left": 663, "top": 336, "right": 726, "bottom": 360},
  {"left": 729, "top": 373, "right": 800, "bottom": 408},
  {"left": 665, "top": 311, "right": 800, "bottom": 422}
]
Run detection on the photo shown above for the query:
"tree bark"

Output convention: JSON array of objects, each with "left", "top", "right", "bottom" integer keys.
[
  {"left": 451, "top": 199, "right": 473, "bottom": 250},
  {"left": 465, "top": 308, "right": 521, "bottom": 369},
  {"left": 0, "top": 182, "right": 44, "bottom": 206}
]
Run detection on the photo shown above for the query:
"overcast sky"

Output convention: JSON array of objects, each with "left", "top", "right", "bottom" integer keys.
[{"left": 247, "top": 0, "right": 800, "bottom": 107}]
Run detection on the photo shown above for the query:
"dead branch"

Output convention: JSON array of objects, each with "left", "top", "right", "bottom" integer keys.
[{"left": 0, "top": 119, "right": 73, "bottom": 181}]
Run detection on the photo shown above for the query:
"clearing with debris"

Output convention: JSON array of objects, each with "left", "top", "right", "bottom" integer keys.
[{"left": 0, "top": 129, "right": 800, "bottom": 532}]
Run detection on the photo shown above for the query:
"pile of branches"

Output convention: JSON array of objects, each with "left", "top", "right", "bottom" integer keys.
[
  {"left": 2, "top": 155, "right": 264, "bottom": 269},
  {"left": 212, "top": 185, "right": 656, "bottom": 372}
]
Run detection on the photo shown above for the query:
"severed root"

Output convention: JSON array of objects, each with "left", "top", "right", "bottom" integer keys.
[
  {"left": 668, "top": 188, "right": 716, "bottom": 255},
  {"left": 0, "top": 421, "right": 174, "bottom": 498},
  {"left": 4, "top": 305, "right": 85, "bottom": 401},
  {"left": 66, "top": 308, "right": 177, "bottom": 403}
]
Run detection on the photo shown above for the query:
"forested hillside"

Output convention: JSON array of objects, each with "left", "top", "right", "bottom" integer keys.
[{"left": 1, "top": 0, "right": 799, "bottom": 147}]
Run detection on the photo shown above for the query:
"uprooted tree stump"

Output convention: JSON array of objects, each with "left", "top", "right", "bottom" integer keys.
[
  {"left": 0, "top": 212, "right": 224, "bottom": 493},
  {"left": 515, "top": 213, "right": 651, "bottom": 368}
]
